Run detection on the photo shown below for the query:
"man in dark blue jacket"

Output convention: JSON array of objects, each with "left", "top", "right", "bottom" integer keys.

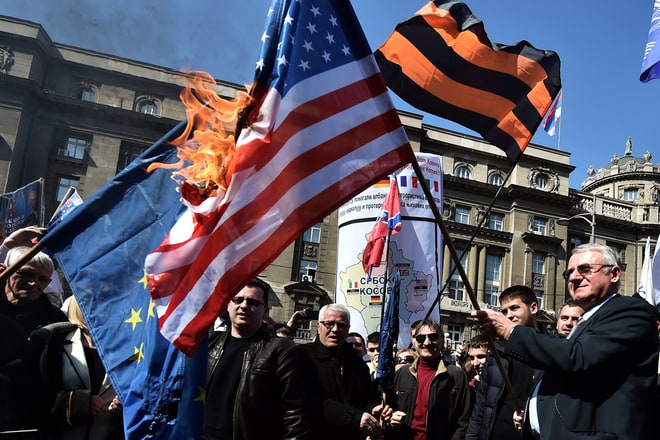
[
  {"left": 466, "top": 285, "right": 539, "bottom": 440},
  {"left": 473, "top": 244, "right": 658, "bottom": 439}
]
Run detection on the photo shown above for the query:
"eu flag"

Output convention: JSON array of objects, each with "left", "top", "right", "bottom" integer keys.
[
  {"left": 376, "top": 270, "right": 400, "bottom": 395},
  {"left": 641, "top": 3, "right": 660, "bottom": 82},
  {"left": 40, "top": 125, "right": 206, "bottom": 439}
]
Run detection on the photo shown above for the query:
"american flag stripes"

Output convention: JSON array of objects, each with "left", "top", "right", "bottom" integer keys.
[
  {"left": 375, "top": 0, "right": 561, "bottom": 164},
  {"left": 145, "top": 0, "right": 414, "bottom": 354}
]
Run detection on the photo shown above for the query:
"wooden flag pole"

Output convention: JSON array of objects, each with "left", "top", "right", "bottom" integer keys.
[
  {"left": 0, "top": 240, "right": 46, "bottom": 284},
  {"left": 423, "top": 164, "right": 516, "bottom": 320},
  {"left": 409, "top": 157, "right": 522, "bottom": 413}
]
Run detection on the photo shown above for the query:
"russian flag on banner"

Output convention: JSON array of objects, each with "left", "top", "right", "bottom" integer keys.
[{"left": 542, "top": 90, "right": 562, "bottom": 136}]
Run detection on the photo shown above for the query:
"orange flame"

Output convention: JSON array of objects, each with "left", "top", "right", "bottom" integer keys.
[{"left": 149, "top": 71, "right": 252, "bottom": 198}]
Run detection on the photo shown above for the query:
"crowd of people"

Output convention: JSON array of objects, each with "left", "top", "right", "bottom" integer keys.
[{"left": 1, "top": 225, "right": 659, "bottom": 440}]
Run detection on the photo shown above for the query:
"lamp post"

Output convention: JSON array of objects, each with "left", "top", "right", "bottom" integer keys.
[{"left": 557, "top": 211, "right": 595, "bottom": 243}]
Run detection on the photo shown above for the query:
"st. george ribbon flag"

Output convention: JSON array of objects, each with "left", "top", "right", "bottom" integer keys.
[
  {"left": 362, "top": 176, "right": 402, "bottom": 279},
  {"left": 541, "top": 90, "right": 562, "bottom": 136},
  {"left": 145, "top": 0, "right": 415, "bottom": 354},
  {"left": 375, "top": 0, "right": 561, "bottom": 163},
  {"left": 40, "top": 137, "right": 207, "bottom": 439},
  {"left": 640, "top": 1, "right": 660, "bottom": 82}
]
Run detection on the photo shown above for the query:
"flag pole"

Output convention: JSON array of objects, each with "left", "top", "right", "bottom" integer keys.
[
  {"left": 423, "top": 163, "right": 516, "bottom": 320},
  {"left": 379, "top": 228, "right": 393, "bottom": 330},
  {"left": 409, "top": 157, "right": 522, "bottom": 413}
]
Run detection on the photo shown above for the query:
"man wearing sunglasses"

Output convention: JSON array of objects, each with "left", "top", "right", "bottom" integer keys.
[
  {"left": 472, "top": 243, "right": 658, "bottom": 439},
  {"left": 366, "top": 331, "right": 380, "bottom": 380},
  {"left": 204, "top": 278, "right": 312, "bottom": 439},
  {"left": 300, "top": 303, "right": 390, "bottom": 439},
  {"left": 388, "top": 319, "right": 471, "bottom": 439}
]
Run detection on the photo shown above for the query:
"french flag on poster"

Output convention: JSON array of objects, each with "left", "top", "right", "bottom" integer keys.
[{"left": 542, "top": 90, "right": 562, "bottom": 136}]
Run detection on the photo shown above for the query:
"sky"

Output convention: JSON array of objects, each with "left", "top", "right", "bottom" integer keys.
[{"left": 1, "top": 0, "right": 659, "bottom": 189}]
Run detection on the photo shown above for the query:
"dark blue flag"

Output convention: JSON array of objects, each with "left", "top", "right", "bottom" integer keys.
[
  {"left": 641, "top": 3, "right": 660, "bottom": 82},
  {"left": 40, "top": 123, "right": 206, "bottom": 439},
  {"left": 376, "top": 270, "right": 400, "bottom": 395}
]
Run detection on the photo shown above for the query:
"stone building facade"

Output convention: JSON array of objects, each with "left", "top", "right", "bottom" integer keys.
[{"left": 2, "top": 15, "right": 658, "bottom": 345}]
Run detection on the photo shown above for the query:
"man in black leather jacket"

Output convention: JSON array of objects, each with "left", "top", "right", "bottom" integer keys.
[{"left": 204, "top": 278, "right": 312, "bottom": 440}]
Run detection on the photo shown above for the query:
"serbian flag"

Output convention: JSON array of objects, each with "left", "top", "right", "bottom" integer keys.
[
  {"left": 641, "top": 2, "right": 660, "bottom": 82},
  {"left": 362, "top": 176, "right": 402, "bottom": 279},
  {"left": 375, "top": 0, "right": 561, "bottom": 164},
  {"left": 541, "top": 90, "right": 562, "bottom": 136},
  {"left": 145, "top": 0, "right": 414, "bottom": 354}
]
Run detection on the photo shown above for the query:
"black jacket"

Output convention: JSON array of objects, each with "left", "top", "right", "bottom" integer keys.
[
  {"left": 206, "top": 326, "right": 312, "bottom": 440},
  {"left": 388, "top": 358, "right": 471, "bottom": 440},
  {"left": 0, "top": 293, "right": 67, "bottom": 335},
  {"left": 299, "top": 338, "right": 381, "bottom": 440},
  {"left": 466, "top": 339, "right": 537, "bottom": 440},
  {"left": 0, "top": 313, "right": 36, "bottom": 431},
  {"left": 508, "top": 294, "right": 658, "bottom": 439}
]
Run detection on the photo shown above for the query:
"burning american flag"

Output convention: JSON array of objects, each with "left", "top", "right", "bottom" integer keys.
[{"left": 145, "top": 0, "right": 414, "bottom": 353}]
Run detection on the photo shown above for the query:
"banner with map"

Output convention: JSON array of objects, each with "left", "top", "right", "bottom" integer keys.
[{"left": 336, "top": 152, "right": 443, "bottom": 348}]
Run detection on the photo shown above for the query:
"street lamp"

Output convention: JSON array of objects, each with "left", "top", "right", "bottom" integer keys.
[{"left": 556, "top": 211, "right": 595, "bottom": 243}]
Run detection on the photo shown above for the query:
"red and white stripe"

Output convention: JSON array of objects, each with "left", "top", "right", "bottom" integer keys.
[{"left": 146, "top": 56, "right": 414, "bottom": 354}]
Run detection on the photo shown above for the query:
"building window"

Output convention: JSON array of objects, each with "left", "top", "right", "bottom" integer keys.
[
  {"left": 488, "top": 173, "right": 504, "bottom": 186},
  {"left": 534, "top": 290, "right": 544, "bottom": 309},
  {"left": 532, "top": 253, "right": 545, "bottom": 274},
  {"left": 623, "top": 188, "right": 639, "bottom": 200},
  {"left": 532, "top": 217, "right": 547, "bottom": 235},
  {"left": 446, "top": 324, "right": 462, "bottom": 349},
  {"left": 79, "top": 86, "right": 96, "bottom": 102},
  {"left": 139, "top": 101, "right": 159, "bottom": 115},
  {"left": 484, "top": 254, "right": 501, "bottom": 306},
  {"left": 454, "top": 206, "right": 470, "bottom": 224},
  {"left": 535, "top": 174, "right": 549, "bottom": 190},
  {"left": 455, "top": 166, "right": 471, "bottom": 180},
  {"left": 298, "top": 260, "right": 317, "bottom": 281},
  {"left": 448, "top": 249, "right": 468, "bottom": 301},
  {"left": 303, "top": 223, "right": 322, "bottom": 243},
  {"left": 568, "top": 236, "right": 584, "bottom": 253},
  {"left": 56, "top": 177, "right": 79, "bottom": 202},
  {"left": 59, "top": 135, "right": 90, "bottom": 160},
  {"left": 489, "top": 213, "right": 503, "bottom": 231},
  {"left": 117, "top": 142, "right": 147, "bottom": 173},
  {"left": 135, "top": 95, "right": 162, "bottom": 116}
]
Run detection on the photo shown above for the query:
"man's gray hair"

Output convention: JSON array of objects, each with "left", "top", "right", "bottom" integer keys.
[
  {"left": 5, "top": 246, "right": 54, "bottom": 274},
  {"left": 572, "top": 243, "right": 620, "bottom": 289},
  {"left": 319, "top": 303, "right": 350, "bottom": 324}
]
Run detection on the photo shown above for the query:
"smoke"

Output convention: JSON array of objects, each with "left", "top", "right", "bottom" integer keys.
[{"left": 0, "top": 0, "right": 265, "bottom": 83}]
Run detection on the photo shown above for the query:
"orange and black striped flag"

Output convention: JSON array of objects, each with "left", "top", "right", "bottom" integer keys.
[{"left": 375, "top": 0, "right": 561, "bottom": 164}]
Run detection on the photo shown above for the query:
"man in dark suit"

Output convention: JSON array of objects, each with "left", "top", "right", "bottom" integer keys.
[{"left": 472, "top": 243, "right": 658, "bottom": 439}]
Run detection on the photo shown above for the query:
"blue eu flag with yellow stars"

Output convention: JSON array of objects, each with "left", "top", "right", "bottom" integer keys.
[{"left": 41, "top": 121, "right": 207, "bottom": 439}]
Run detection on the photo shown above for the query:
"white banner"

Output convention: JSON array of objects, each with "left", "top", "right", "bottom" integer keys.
[{"left": 336, "top": 153, "right": 443, "bottom": 348}]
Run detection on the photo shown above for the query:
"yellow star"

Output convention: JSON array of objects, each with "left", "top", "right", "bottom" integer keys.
[
  {"left": 138, "top": 270, "right": 148, "bottom": 289},
  {"left": 130, "top": 342, "right": 145, "bottom": 364},
  {"left": 124, "top": 308, "right": 143, "bottom": 331},
  {"left": 148, "top": 300, "right": 156, "bottom": 319},
  {"left": 195, "top": 386, "right": 206, "bottom": 404}
]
